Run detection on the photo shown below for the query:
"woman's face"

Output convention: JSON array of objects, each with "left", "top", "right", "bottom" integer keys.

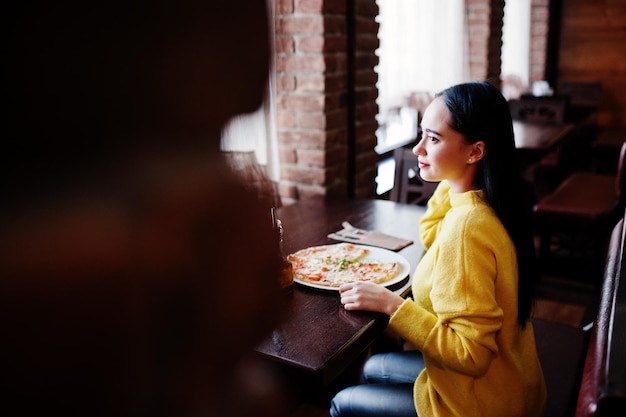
[{"left": 412, "top": 96, "right": 481, "bottom": 192}]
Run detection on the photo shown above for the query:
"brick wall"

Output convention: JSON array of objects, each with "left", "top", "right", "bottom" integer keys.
[
  {"left": 273, "top": 0, "right": 542, "bottom": 203},
  {"left": 467, "top": 0, "right": 505, "bottom": 88},
  {"left": 274, "top": 0, "right": 351, "bottom": 204},
  {"left": 467, "top": 0, "right": 550, "bottom": 88},
  {"left": 351, "top": 0, "right": 379, "bottom": 199}
]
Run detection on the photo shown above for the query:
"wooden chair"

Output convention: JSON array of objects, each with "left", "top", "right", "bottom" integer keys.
[
  {"left": 533, "top": 142, "right": 626, "bottom": 281},
  {"left": 533, "top": 317, "right": 589, "bottom": 417},
  {"left": 592, "top": 127, "right": 626, "bottom": 174},
  {"left": 558, "top": 82, "right": 602, "bottom": 173},
  {"left": 389, "top": 147, "right": 438, "bottom": 205},
  {"left": 510, "top": 96, "right": 575, "bottom": 193},
  {"left": 559, "top": 81, "right": 602, "bottom": 121}
]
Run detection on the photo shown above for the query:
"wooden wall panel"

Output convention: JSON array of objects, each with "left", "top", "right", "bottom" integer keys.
[{"left": 558, "top": 0, "right": 626, "bottom": 127}]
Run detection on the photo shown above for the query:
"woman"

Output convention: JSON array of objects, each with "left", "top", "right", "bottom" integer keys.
[{"left": 330, "top": 82, "right": 546, "bottom": 417}]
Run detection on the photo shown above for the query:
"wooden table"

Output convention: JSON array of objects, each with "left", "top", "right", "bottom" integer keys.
[{"left": 254, "top": 196, "right": 426, "bottom": 387}]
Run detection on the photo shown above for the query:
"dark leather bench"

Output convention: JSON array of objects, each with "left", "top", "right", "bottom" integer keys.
[{"left": 575, "top": 215, "right": 626, "bottom": 417}]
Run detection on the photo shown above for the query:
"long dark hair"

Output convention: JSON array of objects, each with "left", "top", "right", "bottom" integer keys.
[{"left": 437, "top": 81, "right": 538, "bottom": 327}]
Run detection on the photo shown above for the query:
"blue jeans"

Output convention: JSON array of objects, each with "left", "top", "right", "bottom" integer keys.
[{"left": 329, "top": 351, "right": 424, "bottom": 417}]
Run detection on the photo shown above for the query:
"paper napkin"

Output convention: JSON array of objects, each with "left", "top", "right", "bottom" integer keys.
[{"left": 328, "top": 222, "right": 414, "bottom": 251}]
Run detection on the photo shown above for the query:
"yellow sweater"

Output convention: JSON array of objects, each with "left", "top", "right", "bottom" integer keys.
[{"left": 389, "top": 181, "right": 546, "bottom": 417}]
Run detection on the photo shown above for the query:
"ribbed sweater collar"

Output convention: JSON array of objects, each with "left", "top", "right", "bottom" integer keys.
[{"left": 449, "top": 188, "right": 487, "bottom": 207}]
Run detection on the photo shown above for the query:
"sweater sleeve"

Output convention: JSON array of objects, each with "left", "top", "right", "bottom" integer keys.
[
  {"left": 418, "top": 181, "right": 450, "bottom": 249},
  {"left": 391, "top": 205, "right": 505, "bottom": 377}
]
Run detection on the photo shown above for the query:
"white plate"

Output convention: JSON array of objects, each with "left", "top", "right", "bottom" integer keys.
[{"left": 292, "top": 244, "right": 411, "bottom": 291}]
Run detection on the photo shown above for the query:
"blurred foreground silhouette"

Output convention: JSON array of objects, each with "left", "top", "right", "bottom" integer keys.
[{"left": 1, "top": 1, "right": 288, "bottom": 416}]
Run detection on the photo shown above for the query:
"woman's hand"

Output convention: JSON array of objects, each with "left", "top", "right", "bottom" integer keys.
[{"left": 339, "top": 281, "right": 404, "bottom": 316}]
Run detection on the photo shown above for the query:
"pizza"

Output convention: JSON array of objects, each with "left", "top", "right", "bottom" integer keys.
[{"left": 287, "top": 243, "right": 401, "bottom": 287}]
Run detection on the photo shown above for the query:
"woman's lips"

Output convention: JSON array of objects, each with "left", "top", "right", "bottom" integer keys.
[{"left": 418, "top": 161, "right": 429, "bottom": 169}]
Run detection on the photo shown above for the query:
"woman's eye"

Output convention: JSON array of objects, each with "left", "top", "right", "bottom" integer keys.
[{"left": 420, "top": 131, "right": 438, "bottom": 143}]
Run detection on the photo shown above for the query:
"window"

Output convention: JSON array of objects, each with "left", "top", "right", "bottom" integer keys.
[
  {"left": 501, "top": 0, "right": 531, "bottom": 99},
  {"left": 220, "top": 0, "right": 278, "bottom": 182},
  {"left": 374, "top": 0, "right": 469, "bottom": 195},
  {"left": 220, "top": 90, "right": 279, "bottom": 181},
  {"left": 375, "top": 0, "right": 469, "bottom": 153}
]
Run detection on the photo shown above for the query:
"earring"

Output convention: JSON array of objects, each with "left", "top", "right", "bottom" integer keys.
[{"left": 468, "top": 158, "right": 473, "bottom": 163}]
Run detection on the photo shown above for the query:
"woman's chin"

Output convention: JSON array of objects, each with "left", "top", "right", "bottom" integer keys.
[{"left": 418, "top": 173, "right": 436, "bottom": 183}]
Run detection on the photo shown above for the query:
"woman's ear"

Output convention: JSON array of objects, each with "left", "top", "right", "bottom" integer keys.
[{"left": 469, "top": 141, "right": 486, "bottom": 163}]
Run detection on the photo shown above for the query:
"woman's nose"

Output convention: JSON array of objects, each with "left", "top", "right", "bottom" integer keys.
[{"left": 412, "top": 141, "right": 423, "bottom": 156}]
